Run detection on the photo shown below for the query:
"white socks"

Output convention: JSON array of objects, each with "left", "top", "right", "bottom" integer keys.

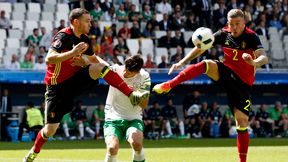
[
  {"left": 85, "top": 127, "right": 96, "bottom": 137},
  {"left": 78, "top": 123, "right": 84, "bottom": 138},
  {"left": 166, "top": 121, "right": 173, "bottom": 135},
  {"left": 179, "top": 121, "right": 185, "bottom": 136},
  {"left": 133, "top": 148, "right": 145, "bottom": 162},
  {"left": 96, "top": 121, "right": 100, "bottom": 134},
  {"left": 104, "top": 154, "right": 117, "bottom": 162},
  {"left": 62, "top": 123, "right": 70, "bottom": 138}
]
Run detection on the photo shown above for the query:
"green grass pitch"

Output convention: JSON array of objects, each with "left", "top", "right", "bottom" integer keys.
[{"left": 0, "top": 138, "right": 287, "bottom": 162}]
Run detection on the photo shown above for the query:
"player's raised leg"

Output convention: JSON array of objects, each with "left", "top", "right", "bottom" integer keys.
[
  {"left": 153, "top": 60, "right": 219, "bottom": 94},
  {"left": 88, "top": 62, "right": 149, "bottom": 106}
]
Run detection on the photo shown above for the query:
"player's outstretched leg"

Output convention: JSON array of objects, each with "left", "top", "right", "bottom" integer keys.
[
  {"left": 153, "top": 61, "right": 207, "bottom": 94},
  {"left": 90, "top": 64, "right": 150, "bottom": 106}
]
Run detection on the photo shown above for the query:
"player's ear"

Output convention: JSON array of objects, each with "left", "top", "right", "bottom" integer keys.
[{"left": 72, "top": 19, "right": 79, "bottom": 26}]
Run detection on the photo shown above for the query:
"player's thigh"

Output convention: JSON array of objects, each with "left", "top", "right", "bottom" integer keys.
[
  {"left": 68, "top": 66, "right": 99, "bottom": 94},
  {"left": 126, "top": 120, "right": 144, "bottom": 141},
  {"left": 203, "top": 60, "right": 220, "bottom": 81},
  {"left": 104, "top": 121, "right": 124, "bottom": 140},
  {"left": 234, "top": 108, "right": 249, "bottom": 127},
  {"left": 45, "top": 96, "right": 73, "bottom": 123}
]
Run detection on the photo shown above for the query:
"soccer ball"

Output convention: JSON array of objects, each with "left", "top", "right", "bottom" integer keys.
[{"left": 192, "top": 27, "right": 215, "bottom": 50}]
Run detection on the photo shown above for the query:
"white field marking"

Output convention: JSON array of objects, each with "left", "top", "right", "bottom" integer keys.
[{"left": 0, "top": 158, "right": 129, "bottom": 162}]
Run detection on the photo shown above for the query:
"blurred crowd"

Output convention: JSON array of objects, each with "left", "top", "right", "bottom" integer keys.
[{"left": 2, "top": 0, "right": 288, "bottom": 70}]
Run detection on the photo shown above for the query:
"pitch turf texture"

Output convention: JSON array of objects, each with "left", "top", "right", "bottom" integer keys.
[{"left": 0, "top": 138, "right": 287, "bottom": 162}]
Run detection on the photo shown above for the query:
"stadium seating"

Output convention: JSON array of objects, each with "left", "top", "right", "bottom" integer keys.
[
  {"left": 13, "top": 3, "right": 26, "bottom": 13},
  {"left": 11, "top": 20, "right": 24, "bottom": 30},
  {"left": 126, "top": 39, "right": 140, "bottom": 55},
  {"left": 24, "top": 21, "right": 38, "bottom": 30},
  {"left": 0, "top": 2, "right": 12, "bottom": 13},
  {"left": 0, "top": 29, "right": 7, "bottom": 39},
  {"left": 26, "top": 12, "right": 40, "bottom": 21},
  {"left": 155, "top": 47, "right": 168, "bottom": 64},
  {"left": 140, "top": 38, "right": 154, "bottom": 61},
  {"left": 39, "top": 21, "right": 53, "bottom": 31},
  {"left": 11, "top": 12, "right": 25, "bottom": 21},
  {"left": 27, "top": 3, "right": 41, "bottom": 13}
]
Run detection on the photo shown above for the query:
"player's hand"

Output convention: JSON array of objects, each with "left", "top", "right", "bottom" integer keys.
[
  {"left": 168, "top": 62, "right": 183, "bottom": 75},
  {"left": 72, "top": 42, "right": 88, "bottom": 56},
  {"left": 242, "top": 53, "right": 255, "bottom": 66}
]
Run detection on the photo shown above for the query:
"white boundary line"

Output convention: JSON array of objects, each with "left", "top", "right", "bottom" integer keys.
[{"left": 0, "top": 158, "right": 129, "bottom": 162}]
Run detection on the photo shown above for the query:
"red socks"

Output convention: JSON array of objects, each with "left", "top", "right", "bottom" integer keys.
[
  {"left": 33, "top": 129, "right": 48, "bottom": 153},
  {"left": 168, "top": 61, "right": 206, "bottom": 88},
  {"left": 101, "top": 66, "right": 133, "bottom": 96},
  {"left": 237, "top": 129, "right": 249, "bottom": 162}
]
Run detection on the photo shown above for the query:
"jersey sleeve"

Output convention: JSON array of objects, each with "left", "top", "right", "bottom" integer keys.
[
  {"left": 212, "top": 30, "right": 226, "bottom": 46},
  {"left": 50, "top": 32, "right": 68, "bottom": 53},
  {"left": 249, "top": 34, "right": 264, "bottom": 51}
]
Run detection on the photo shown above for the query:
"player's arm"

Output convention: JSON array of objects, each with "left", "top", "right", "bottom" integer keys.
[
  {"left": 242, "top": 49, "right": 268, "bottom": 67},
  {"left": 46, "top": 31, "right": 88, "bottom": 64},
  {"left": 242, "top": 34, "right": 269, "bottom": 67},
  {"left": 46, "top": 43, "right": 87, "bottom": 64}
]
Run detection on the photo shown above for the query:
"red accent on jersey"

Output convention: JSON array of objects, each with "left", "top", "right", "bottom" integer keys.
[
  {"left": 44, "top": 27, "right": 82, "bottom": 85},
  {"left": 223, "top": 47, "right": 255, "bottom": 86}
]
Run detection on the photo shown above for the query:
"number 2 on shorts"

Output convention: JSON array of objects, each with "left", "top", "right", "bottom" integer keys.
[{"left": 244, "top": 100, "right": 251, "bottom": 111}]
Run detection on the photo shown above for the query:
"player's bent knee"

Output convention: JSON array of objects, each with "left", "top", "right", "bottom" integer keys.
[
  {"left": 43, "top": 127, "right": 57, "bottom": 137},
  {"left": 43, "top": 124, "right": 59, "bottom": 137},
  {"left": 236, "top": 118, "right": 249, "bottom": 127},
  {"left": 106, "top": 139, "right": 119, "bottom": 155},
  {"left": 107, "top": 146, "right": 119, "bottom": 155},
  {"left": 131, "top": 141, "right": 143, "bottom": 151},
  {"left": 89, "top": 64, "right": 103, "bottom": 80}
]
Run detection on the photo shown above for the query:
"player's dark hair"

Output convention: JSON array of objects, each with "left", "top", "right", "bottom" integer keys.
[
  {"left": 69, "top": 8, "right": 89, "bottom": 23},
  {"left": 125, "top": 54, "right": 144, "bottom": 73},
  {"left": 227, "top": 9, "right": 244, "bottom": 19}
]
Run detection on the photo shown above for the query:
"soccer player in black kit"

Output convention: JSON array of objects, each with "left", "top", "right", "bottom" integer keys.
[{"left": 23, "top": 8, "right": 149, "bottom": 162}]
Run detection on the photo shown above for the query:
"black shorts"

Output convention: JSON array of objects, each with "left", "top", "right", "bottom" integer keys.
[
  {"left": 45, "top": 66, "right": 99, "bottom": 123},
  {"left": 215, "top": 61, "right": 252, "bottom": 116}
]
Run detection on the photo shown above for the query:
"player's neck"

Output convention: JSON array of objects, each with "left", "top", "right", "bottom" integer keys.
[{"left": 71, "top": 26, "right": 82, "bottom": 38}]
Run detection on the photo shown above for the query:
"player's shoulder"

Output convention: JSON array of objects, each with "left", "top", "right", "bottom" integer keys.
[
  {"left": 244, "top": 27, "right": 257, "bottom": 35},
  {"left": 139, "top": 68, "right": 150, "bottom": 78},
  {"left": 54, "top": 27, "right": 73, "bottom": 39}
]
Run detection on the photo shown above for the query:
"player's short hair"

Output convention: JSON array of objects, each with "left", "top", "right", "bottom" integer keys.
[
  {"left": 69, "top": 8, "right": 89, "bottom": 23},
  {"left": 125, "top": 54, "right": 144, "bottom": 73},
  {"left": 227, "top": 9, "right": 244, "bottom": 19}
]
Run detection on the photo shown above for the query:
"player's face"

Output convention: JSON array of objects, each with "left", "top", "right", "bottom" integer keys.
[
  {"left": 123, "top": 69, "right": 138, "bottom": 78},
  {"left": 78, "top": 14, "right": 92, "bottom": 34},
  {"left": 227, "top": 16, "right": 245, "bottom": 38}
]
